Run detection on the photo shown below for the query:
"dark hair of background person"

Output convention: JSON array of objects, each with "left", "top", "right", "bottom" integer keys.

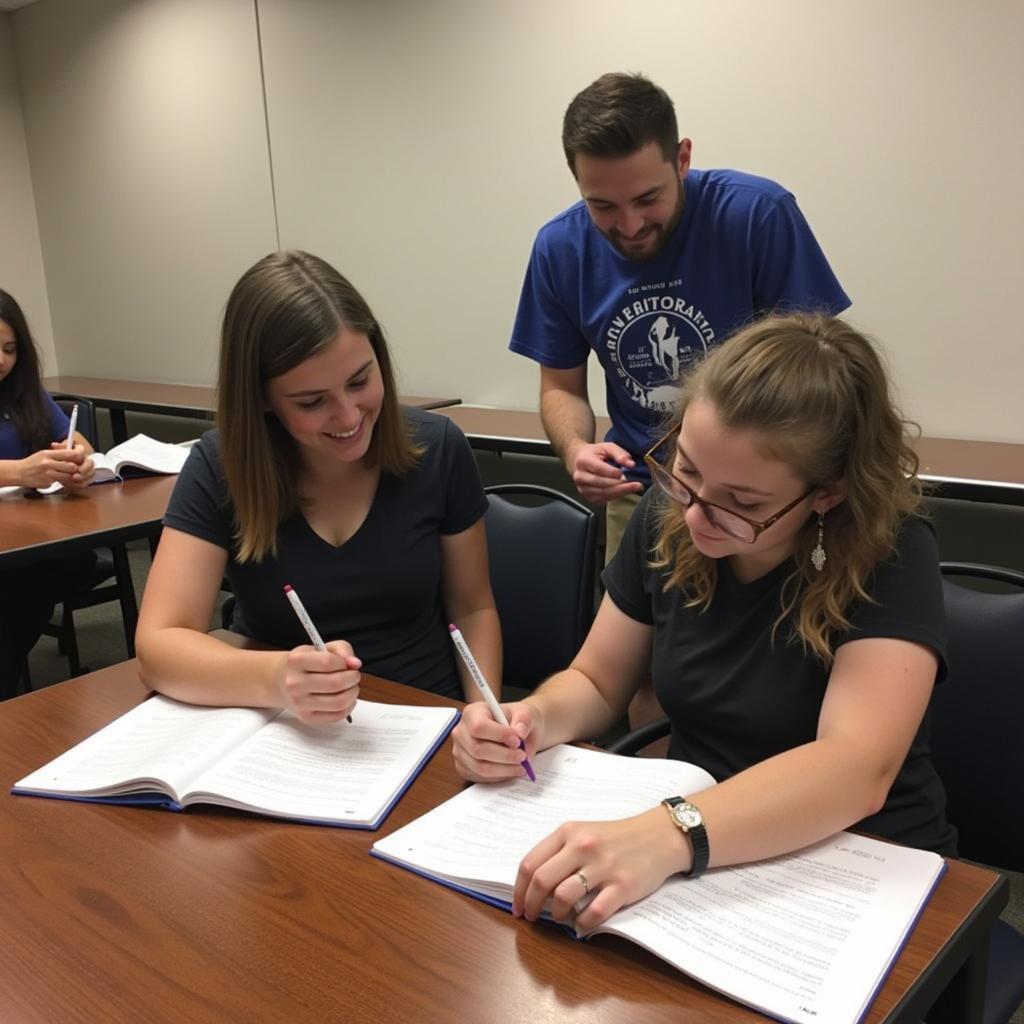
[
  {"left": 0, "top": 288, "right": 52, "bottom": 454},
  {"left": 561, "top": 71, "right": 679, "bottom": 175}
]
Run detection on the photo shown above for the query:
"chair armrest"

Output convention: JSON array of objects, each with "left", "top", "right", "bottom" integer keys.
[
  {"left": 606, "top": 717, "right": 671, "bottom": 756},
  {"left": 940, "top": 562, "right": 1024, "bottom": 588}
]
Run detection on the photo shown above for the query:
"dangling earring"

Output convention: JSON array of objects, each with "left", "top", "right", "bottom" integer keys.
[{"left": 811, "top": 511, "right": 827, "bottom": 573}]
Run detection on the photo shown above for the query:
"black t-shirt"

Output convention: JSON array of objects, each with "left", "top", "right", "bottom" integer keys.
[
  {"left": 603, "top": 490, "right": 956, "bottom": 856},
  {"left": 164, "top": 408, "right": 488, "bottom": 699}
]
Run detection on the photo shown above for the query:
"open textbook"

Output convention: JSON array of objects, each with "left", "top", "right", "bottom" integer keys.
[
  {"left": 371, "top": 745, "right": 945, "bottom": 1024},
  {"left": 13, "top": 694, "right": 458, "bottom": 829},
  {"left": 46, "top": 433, "right": 191, "bottom": 489}
]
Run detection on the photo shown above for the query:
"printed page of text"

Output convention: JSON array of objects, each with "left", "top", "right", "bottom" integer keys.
[
  {"left": 15, "top": 697, "right": 275, "bottom": 799},
  {"left": 601, "top": 833, "right": 943, "bottom": 1024},
  {"left": 372, "top": 744, "right": 716, "bottom": 889},
  {"left": 187, "top": 701, "right": 457, "bottom": 822}
]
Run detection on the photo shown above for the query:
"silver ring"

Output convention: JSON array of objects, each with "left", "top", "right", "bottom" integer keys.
[{"left": 576, "top": 870, "right": 591, "bottom": 895}]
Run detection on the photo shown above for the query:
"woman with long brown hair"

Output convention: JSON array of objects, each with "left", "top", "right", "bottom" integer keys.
[
  {"left": 137, "top": 251, "right": 499, "bottom": 718},
  {"left": 1, "top": 288, "right": 97, "bottom": 697},
  {"left": 453, "top": 312, "right": 953, "bottom": 930}
]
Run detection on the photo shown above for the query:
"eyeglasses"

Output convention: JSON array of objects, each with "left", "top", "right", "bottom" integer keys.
[{"left": 643, "top": 430, "right": 814, "bottom": 543}]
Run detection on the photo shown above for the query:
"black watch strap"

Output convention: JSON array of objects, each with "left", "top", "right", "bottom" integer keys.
[{"left": 663, "top": 795, "right": 710, "bottom": 878}]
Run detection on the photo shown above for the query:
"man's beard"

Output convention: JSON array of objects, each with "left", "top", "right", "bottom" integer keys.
[{"left": 604, "top": 180, "right": 685, "bottom": 263}]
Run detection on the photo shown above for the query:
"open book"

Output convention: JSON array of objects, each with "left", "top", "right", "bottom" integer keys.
[
  {"left": 13, "top": 694, "right": 458, "bottom": 829},
  {"left": 64, "top": 432, "right": 191, "bottom": 487},
  {"left": 16, "top": 433, "right": 192, "bottom": 495},
  {"left": 371, "top": 745, "right": 945, "bottom": 1024}
]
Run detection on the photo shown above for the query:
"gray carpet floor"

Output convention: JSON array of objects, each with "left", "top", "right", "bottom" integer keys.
[{"left": 21, "top": 543, "right": 1024, "bottom": 1021}]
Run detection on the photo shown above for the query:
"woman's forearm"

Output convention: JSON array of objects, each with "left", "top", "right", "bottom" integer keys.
[
  {"left": 668, "top": 736, "right": 892, "bottom": 874},
  {"left": 527, "top": 665, "right": 628, "bottom": 750},
  {"left": 452, "top": 606, "right": 502, "bottom": 702},
  {"left": 136, "top": 627, "right": 287, "bottom": 708}
]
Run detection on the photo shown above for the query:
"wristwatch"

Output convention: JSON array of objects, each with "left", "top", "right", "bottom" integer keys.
[{"left": 662, "top": 796, "right": 709, "bottom": 878}]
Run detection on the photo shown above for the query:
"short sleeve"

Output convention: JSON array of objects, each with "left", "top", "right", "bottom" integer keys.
[
  {"left": 509, "top": 233, "right": 591, "bottom": 369},
  {"left": 438, "top": 418, "right": 488, "bottom": 535},
  {"left": 838, "top": 517, "right": 947, "bottom": 682},
  {"left": 750, "top": 194, "right": 851, "bottom": 316},
  {"left": 163, "top": 433, "right": 234, "bottom": 551},
  {"left": 601, "top": 490, "right": 658, "bottom": 625}
]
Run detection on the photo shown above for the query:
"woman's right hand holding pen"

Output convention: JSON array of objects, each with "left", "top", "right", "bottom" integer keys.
[
  {"left": 277, "top": 639, "right": 361, "bottom": 725},
  {"left": 17, "top": 446, "right": 87, "bottom": 489},
  {"left": 452, "top": 700, "right": 542, "bottom": 782}
]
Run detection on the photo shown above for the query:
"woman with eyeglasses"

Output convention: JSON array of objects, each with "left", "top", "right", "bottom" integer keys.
[
  {"left": 452, "top": 312, "right": 953, "bottom": 930},
  {"left": 136, "top": 251, "right": 500, "bottom": 719}
]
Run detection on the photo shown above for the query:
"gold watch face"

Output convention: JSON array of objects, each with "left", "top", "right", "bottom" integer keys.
[{"left": 672, "top": 803, "right": 702, "bottom": 830}]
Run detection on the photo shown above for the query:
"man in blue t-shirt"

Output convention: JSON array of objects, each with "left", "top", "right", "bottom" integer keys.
[{"left": 509, "top": 72, "right": 851, "bottom": 563}]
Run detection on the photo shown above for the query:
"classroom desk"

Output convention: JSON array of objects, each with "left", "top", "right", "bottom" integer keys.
[
  {"left": 439, "top": 406, "right": 1024, "bottom": 506},
  {"left": 0, "top": 660, "right": 1007, "bottom": 1024},
  {"left": 42, "top": 375, "right": 462, "bottom": 444},
  {"left": 0, "top": 474, "right": 174, "bottom": 571}
]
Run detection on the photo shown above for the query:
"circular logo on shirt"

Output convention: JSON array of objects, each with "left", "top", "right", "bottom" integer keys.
[{"left": 605, "top": 297, "right": 716, "bottom": 412}]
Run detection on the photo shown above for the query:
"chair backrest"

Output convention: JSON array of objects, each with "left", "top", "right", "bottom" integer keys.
[
  {"left": 51, "top": 395, "right": 99, "bottom": 449},
  {"left": 930, "top": 562, "right": 1024, "bottom": 871},
  {"left": 483, "top": 484, "right": 598, "bottom": 695}
]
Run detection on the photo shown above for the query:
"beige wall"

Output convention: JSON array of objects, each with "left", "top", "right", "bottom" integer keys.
[
  {"left": 8, "top": 0, "right": 1024, "bottom": 441},
  {"left": 0, "top": 10, "right": 54, "bottom": 369},
  {"left": 11, "top": 0, "right": 277, "bottom": 385}
]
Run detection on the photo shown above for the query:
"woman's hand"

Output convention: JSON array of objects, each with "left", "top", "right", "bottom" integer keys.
[
  {"left": 55, "top": 442, "right": 96, "bottom": 490},
  {"left": 17, "top": 447, "right": 86, "bottom": 489},
  {"left": 452, "top": 699, "right": 540, "bottom": 782},
  {"left": 276, "top": 639, "right": 361, "bottom": 725},
  {"left": 512, "top": 806, "right": 689, "bottom": 930}
]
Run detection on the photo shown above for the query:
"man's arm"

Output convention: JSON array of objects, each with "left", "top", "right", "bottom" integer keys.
[{"left": 540, "top": 364, "right": 642, "bottom": 506}]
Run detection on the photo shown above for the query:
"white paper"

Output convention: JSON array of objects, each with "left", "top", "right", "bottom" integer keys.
[
  {"left": 373, "top": 744, "right": 715, "bottom": 882},
  {"left": 187, "top": 702, "right": 457, "bottom": 822},
  {"left": 373, "top": 748, "right": 943, "bottom": 1024},
  {"left": 601, "top": 834, "right": 942, "bottom": 1024},
  {"left": 14, "top": 696, "right": 273, "bottom": 799}
]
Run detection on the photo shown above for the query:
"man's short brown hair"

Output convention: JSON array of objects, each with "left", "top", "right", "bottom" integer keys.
[{"left": 561, "top": 72, "right": 679, "bottom": 176}]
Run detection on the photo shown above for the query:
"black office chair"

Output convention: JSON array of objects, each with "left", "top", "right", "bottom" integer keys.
[
  {"left": 483, "top": 484, "right": 598, "bottom": 700},
  {"left": 40, "top": 396, "right": 139, "bottom": 676},
  {"left": 607, "top": 560, "right": 1024, "bottom": 1024},
  {"left": 930, "top": 562, "right": 1024, "bottom": 1024}
]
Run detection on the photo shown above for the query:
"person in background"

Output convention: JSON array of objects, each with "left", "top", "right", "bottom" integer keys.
[
  {"left": 137, "top": 250, "right": 500, "bottom": 721},
  {"left": 0, "top": 288, "right": 97, "bottom": 697},
  {"left": 509, "top": 71, "right": 851, "bottom": 727},
  {"left": 456, "top": 313, "right": 953, "bottom": 932}
]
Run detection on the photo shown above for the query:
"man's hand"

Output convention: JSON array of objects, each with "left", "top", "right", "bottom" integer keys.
[{"left": 567, "top": 441, "right": 644, "bottom": 505}]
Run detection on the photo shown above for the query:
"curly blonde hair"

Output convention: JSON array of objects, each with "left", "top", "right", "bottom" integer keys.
[{"left": 650, "top": 313, "right": 922, "bottom": 662}]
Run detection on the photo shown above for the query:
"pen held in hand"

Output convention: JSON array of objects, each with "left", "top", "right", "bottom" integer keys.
[
  {"left": 65, "top": 403, "right": 78, "bottom": 450},
  {"left": 283, "top": 584, "right": 353, "bottom": 723},
  {"left": 449, "top": 623, "right": 536, "bottom": 782}
]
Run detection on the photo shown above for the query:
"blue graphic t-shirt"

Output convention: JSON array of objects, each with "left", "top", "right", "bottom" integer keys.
[{"left": 509, "top": 168, "right": 850, "bottom": 481}]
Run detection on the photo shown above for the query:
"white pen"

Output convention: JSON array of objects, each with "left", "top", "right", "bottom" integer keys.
[
  {"left": 65, "top": 403, "right": 78, "bottom": 450},
  {"left": 283, "top": 583, "right": 353, "bottom": 722},
  {"left": 449, "top": 623, "right": 536, "bottom": 782}
]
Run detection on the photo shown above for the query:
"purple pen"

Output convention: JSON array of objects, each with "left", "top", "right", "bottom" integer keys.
[{"left": 449, "top": 624, "right": 536, "bottom": 782}]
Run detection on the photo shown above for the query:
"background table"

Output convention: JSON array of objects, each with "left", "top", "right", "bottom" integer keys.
[
  {"left": 43, "top": 375, "right": 461, "bottom": 444},
  {"left": 0, "top": 662, "right": 1007, "bottom": 1024},
  {"left": 439, "top": 406, "right": 1024, "bottom": 506},
  {"left": 0, "top": 474, "right": 175, "bottom": 570}
]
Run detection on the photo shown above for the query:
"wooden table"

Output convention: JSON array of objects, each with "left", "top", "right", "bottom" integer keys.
[
  {"left": 43, "top": 376, "right": 461, "bottom": 444},
  {"left": 0, "top": 474, "right": 175, "bottom": 571},
  {"left": 0, "top": 663, "right": 1007, "bottom": 1024},
  {"left": 439, "top": 406, "right": 1024, "bottom": 506}
]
